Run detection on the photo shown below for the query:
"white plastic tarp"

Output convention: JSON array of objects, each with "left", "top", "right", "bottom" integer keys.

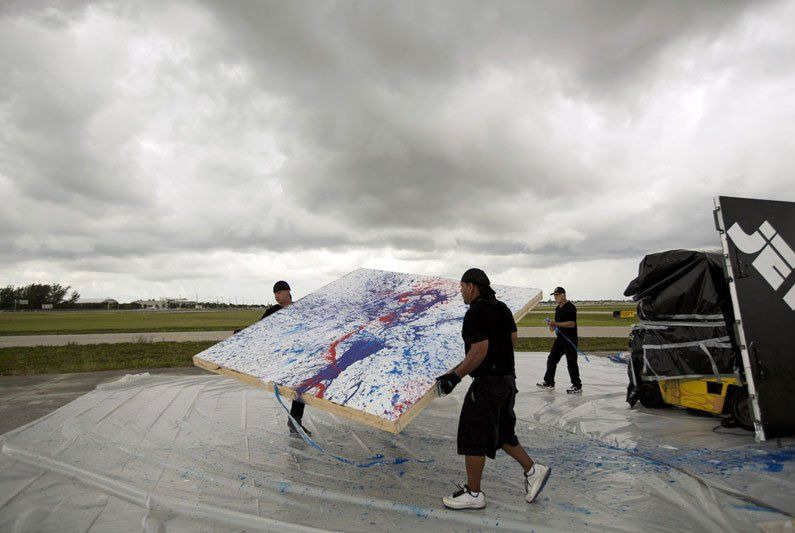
[{"left": 0, "top": 355, "right": 793, "bottom": 532}]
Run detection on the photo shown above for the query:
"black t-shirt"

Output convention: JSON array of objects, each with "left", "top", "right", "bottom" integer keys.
[
  {"left": 262, "top": 304, "right": 283, "bottom": 320},
  {"left": 554, "top": 301, "right": 577, "bottom": 339},
  {"left": 462, "top": 297, "right": 518, "bottom": 378}
]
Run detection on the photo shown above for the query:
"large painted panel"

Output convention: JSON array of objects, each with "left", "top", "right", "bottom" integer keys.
[{"left": 194, "top": 268, "right": 541, "bottom": 432}]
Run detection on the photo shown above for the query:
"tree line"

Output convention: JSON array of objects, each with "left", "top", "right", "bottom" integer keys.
[{"left": 0, "top": 284, "right": 80, "bottom": 309}]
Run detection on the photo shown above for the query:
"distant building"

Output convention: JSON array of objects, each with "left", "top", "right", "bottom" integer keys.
[
  {"left": 133, "top": 298, "right": 197, "bottom": 309},
  {"left": 75, "top": 298, "right": 119, "bottom": 308}
]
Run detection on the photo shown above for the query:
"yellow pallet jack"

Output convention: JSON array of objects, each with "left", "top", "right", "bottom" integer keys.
[{"left": 638, "top": 375, "right": 753, "bottom": 430}]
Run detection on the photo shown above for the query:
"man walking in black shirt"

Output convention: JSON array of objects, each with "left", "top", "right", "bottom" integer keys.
[
  {"left": 262, "top": 280, "right": 311, "bottom": 435},
  {"left": 436, "top": 268, "right": 550, "bottom": 510},
  {"left": 537, "top": 287, "right": 582, "bottom": 394}
]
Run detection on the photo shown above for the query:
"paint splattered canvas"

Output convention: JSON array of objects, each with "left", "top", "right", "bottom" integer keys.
[{"left": 194, "top": 268, "right": 541, "bottom": 432}]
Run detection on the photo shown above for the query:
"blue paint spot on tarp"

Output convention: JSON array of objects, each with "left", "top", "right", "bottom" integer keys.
[
  {"left": 402, "top": 504, "right": 429, "bottom": 518},
  {"left": 558, "top": 502, "right": 592, "bottom": 515},
  {"left": 730, "top": 503, "right": 780, "bottom": 513}
]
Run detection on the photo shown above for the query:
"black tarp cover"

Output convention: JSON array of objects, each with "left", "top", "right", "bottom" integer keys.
[
  {"left": 630, "top": 323, "right": 737, "bottom": 379},
  {"left": 624, "top": 250, "right": 733, "bottom": 321}
]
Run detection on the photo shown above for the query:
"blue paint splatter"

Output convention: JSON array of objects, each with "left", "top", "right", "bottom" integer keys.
[
  {"left": 296, "top": 335, "right": 386, "bottom": 394},
  {"left": 558, "top": 502, "right": 592, "bottom": 515},
  {"left": 730, "top": 503, "right": 781, "bottom": 513}
]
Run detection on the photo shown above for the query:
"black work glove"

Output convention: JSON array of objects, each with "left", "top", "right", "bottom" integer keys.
[{"left": 436, "top": 371, "right": 461, "bottom": 396}]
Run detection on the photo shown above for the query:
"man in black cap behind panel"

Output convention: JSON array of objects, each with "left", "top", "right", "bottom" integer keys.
[
  {"left": 436, "top": 268, "right": 550, "bottom": 509},
  {"left": 262, "top": 280, "right": 311, "bottom": 435},
  {"left": 537, "top": 287, "right": 582, "bottom": 394}
]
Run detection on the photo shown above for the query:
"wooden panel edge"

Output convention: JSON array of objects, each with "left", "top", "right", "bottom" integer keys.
[
  {"left": 193, "top": 355, "right": 221, "bottom": 371},
  {"left": 265, "top": 383, "right": 401, "bottom": 434},
  {"left": 513, "top": 291, "right": 542, "bottom": 322},
  {"left": 394, "top": 384, "right": 439, "bottom": 434}
]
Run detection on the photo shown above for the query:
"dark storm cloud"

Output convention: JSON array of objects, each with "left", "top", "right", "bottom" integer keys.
[{"left": 196, "top": 0, "right": 772, "bottom": 232}]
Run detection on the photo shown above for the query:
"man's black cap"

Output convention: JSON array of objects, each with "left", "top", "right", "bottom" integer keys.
[
  {"left": 551, "top": 286, "right": 566, "bottom": 295},
  {"left": 273, "top": 280, "right": 291, "bottom": 293},
  {"left": 461, "top": 268, "right": 490, "bottom": 287}
]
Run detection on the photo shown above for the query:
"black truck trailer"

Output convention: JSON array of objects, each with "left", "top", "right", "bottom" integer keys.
[{"left": 624, "top": 196, "right": 794, "bottom": 442}]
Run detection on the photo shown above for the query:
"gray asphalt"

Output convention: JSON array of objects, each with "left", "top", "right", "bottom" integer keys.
[
  {"left": 0, "top": 367, "right": 208, "bottom": 435},
  {"left": 517, "top": 326, "right": 631, "bottom": 338},
  {"left": 0, "top": 326, "right": 631, "bottom": 347}
]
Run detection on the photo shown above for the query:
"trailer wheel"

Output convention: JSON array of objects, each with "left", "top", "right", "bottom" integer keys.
[
  {"left": 639, "top": 381, "right": 664, "bottom": 409},
  {"left": 730, "top": 389, "right": 754, "bottom": 431}
]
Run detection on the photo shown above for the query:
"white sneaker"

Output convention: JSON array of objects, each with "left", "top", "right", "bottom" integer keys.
[
  {"left": 524, "top": 464, "right": 551, "bottom": 503},
  {"left": 442, "top": 483, "right": 486, "bottom": 509}
]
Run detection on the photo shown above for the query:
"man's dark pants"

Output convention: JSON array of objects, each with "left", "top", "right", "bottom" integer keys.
[
  {"left": 543, "top": 336, "right": 581, "bottom": 387},
  {"left": 290, "top": 400, "right": 305, "bottom": 422},
  {"left": 457, "top": 376, "right": 520, "bottom": 458}
]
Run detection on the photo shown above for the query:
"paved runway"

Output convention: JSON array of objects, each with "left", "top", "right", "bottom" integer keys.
[
  {"left": 0, "top": 330, "right": 234, "bottom": 347},
  {"left": 517, "top": 326, "right": 631, "bottom": 338}
]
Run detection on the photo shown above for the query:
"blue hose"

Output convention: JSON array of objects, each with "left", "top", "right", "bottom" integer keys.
[{"left": 546, "top": 317, "right": 590, "bottom": 362}]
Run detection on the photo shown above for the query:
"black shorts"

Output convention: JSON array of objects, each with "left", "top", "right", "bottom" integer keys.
[{"left": 457, "top": 376, "right": 520, "bottom": 459}]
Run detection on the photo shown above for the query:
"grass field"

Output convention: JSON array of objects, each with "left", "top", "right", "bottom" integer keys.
[
  {"left": 0, "top": 309, "right": 263, "bottom": 336},
  {"left": 0, "top": 338, "right": 628, "bottom": 375},
  {"left": 0, "top": 341, "right": 216, "bottom": 375}
]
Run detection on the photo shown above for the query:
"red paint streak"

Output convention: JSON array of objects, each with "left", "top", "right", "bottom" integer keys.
[
  {"left": 327, "top": 326, "right": 365, "bottom": 364},
  {"left": 295, "top": 374, "right": 327, "bottom": 398},
  {"left": 378, "top": 312, "right": 397, "bottom": 323},
  {"left": 295, "top": 325, "right": 365, "bottom": 398}
]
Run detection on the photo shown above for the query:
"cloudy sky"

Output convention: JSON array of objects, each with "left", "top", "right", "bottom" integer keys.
[{"left": 1, "top": 1, "right": 794, "bottom": 304}]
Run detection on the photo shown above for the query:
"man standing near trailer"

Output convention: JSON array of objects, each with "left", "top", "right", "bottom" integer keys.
[
  {"left": 537, "top": 286, "right": 582, "bottom": 394},
  {"left": 435, "top": 268, "right": 551, "bottom": 509}
]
